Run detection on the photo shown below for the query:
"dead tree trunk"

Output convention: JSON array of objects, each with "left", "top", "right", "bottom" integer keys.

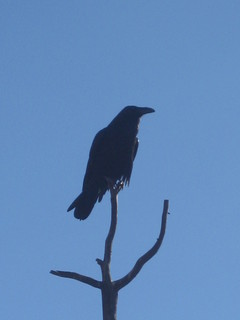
[{"left": 50, "top": 182, "right": 169, "bottom": 320}]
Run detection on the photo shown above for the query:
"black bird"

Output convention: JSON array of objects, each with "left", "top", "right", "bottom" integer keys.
[{"left": 67, "top": 106, "right": 155, "bottom": 220}]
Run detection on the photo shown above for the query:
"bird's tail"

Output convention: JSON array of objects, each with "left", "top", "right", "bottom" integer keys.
[{"left": 67, "top": 189, "right": 99, "bottom": 220}]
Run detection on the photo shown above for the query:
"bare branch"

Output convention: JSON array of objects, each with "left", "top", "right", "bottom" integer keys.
[
  {"left": 96, "top": 178, "right": 121, "bottom": 320},
  {"left": 114, "top": 200, "right": 169, "bottom": 290},
  {"left": 50, "top": 270, "right": 102, "bottom": 289},
  {"left": 103, "top": 179, "right": 119, "bottom": 266},
  {"left": 50, "top": 174, "right": 169, "bottom": 320}
]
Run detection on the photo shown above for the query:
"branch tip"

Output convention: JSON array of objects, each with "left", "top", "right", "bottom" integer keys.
[{"left": 96, "top": 258, "right": 103, "bottom": 266}]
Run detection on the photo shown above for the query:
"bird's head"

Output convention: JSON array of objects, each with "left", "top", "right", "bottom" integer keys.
[
  {"left": 122, "top": 106, "right": 155, "bottom": 118},
  {"left": 108, "top": 105, "right": 155, "bottom": 129}
]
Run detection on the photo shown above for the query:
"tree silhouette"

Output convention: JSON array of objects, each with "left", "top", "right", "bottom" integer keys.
[{"left": 50, "top": 180, "right": 169, "bottom": 320}]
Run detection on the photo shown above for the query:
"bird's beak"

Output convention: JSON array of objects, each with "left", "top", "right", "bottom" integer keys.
[{"left": 139, "top": 107, "right": 155, "bottom": 115}]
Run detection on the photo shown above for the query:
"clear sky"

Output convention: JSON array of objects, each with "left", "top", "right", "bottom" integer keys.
[{"left": 1, "top": 1, "right": 240, "bottom": 319}]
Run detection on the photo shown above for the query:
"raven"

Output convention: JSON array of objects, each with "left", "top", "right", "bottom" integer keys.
[{"left": 67, "top": 106, "right": 155, "bottom": 220}]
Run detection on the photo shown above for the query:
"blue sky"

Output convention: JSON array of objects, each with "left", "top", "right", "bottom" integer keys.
[{"left": 1, "top": 1, "right": 240, "bottom": 319}]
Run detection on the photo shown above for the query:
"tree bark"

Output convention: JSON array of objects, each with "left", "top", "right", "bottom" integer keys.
[{"left": 101, "top": 284, "right": 118, "bottom": 320}]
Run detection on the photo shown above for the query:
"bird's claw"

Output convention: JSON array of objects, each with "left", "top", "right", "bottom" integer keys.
[
  {"left": 114, "top": 180, "right": 124, "bottom": 193},
  {"left": 104, "top": 177, "right": 124, "bottom": 194}
]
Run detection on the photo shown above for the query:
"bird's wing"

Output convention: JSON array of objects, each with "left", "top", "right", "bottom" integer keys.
[
  {"left": 88, "top": 128, "right": 108, "bottom": 159},
  {"left": 123, "top": 137, "right": 139, "bottom": 185},
  {"left": 133, "top": 137, "right": 139, "bottom": 161},
  {"left": 82, "top": 128, "right": 109, "bottom": 190}
]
